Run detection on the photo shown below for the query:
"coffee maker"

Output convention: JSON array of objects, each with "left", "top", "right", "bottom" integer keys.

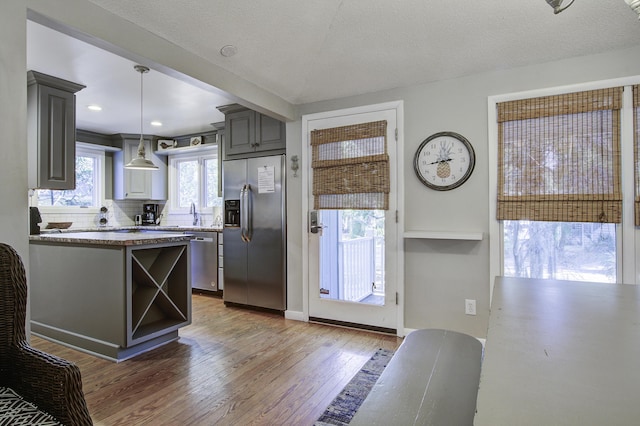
[
  {"left": 142, "top": 203, "right": 159, "bottom": 225},
  {"left": 29, "top": 206, "right": 42, "bottom": 235}
]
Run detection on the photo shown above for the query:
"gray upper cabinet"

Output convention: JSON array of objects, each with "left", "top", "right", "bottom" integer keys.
[
  {"left": 219, "top": 104, "right": 285, "bottom": 160},
  {"left": 113, "top": 135, "right": 167, "bottom": 200},
  {"left": 27, "top": 71, "right": 85, "bottom": 190}
]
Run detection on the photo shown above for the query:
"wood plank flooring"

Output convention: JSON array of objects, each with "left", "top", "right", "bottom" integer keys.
[{"left": 31, "top": 294, "right": 401, "bottom": 426}]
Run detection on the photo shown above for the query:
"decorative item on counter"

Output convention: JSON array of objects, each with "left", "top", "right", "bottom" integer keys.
[
  {"left": 99, "top": 206, "right": 109, "bottom": 226},
  {"left": 158, "top": 139, "right": 177, "bottom": 151},
  {"left": 190, "top": 136, "right": 203, "bottom": 146},
  {"left": 213, "top": 205, "right": 222, "bottom": 227},
  {"left": 46, "top": 222, "right": 72, "bottom": 229}
]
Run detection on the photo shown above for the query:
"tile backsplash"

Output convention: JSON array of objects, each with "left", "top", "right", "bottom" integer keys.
[{"left": 35, "top": 199, "right": 222, "bottom": 229}]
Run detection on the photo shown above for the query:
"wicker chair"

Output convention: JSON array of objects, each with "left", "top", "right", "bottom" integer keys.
[{"left": 0, "top": 243, "right": 92, "bottom": 425}]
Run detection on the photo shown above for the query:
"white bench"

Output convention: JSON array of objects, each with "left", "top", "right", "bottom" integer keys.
[{"left": 350, "top": 329, "right": 483, "bottom": 426}]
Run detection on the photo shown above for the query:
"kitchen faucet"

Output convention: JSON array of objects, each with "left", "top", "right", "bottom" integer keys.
[{"left": 190, "top": 202, "right": 199, "bottom": 226}]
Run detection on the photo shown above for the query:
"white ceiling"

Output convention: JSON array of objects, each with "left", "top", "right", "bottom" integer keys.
[{"left": 27, "top": 0, "right": 640, "bottom": 137}]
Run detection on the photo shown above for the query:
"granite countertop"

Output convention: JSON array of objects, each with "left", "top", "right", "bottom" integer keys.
[
  {"left": 39, "top": 225, "right": 222, "bottom": 234},
  {"left": 30, "top": 231, "right": 195, "bottom": 247}
]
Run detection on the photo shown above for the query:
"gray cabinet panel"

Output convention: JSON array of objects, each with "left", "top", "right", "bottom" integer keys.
[
  {"left": 27, "top": 71, "right": 84, "bottom": 190},
  {"left": 219, "top": 104, "right": 285, "bottom": 159},
  {"left": 256, "top": 114, "right": 286, "bottom": 153},
  {"left": 225, "top": 109, "right": 255, "bottom": 157},
  {"left": 113, "top": 135, "right": 167, "bottom": 200}
]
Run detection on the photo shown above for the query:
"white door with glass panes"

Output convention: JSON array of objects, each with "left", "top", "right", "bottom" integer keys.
[{"left": 305, "top": 105, "right": 399, "bottom": 332}]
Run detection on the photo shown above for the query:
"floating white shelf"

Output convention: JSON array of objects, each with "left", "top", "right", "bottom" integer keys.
[
  {"left": 403, "top": 231, "right": 483, "bottom": 241},
  {"left": 154, "top": 144, "right": 217, "bottom": 156}
]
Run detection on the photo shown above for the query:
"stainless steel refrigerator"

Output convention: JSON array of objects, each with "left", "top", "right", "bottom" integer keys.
[{"left": 223, "top": 154, "right": 286, "bottom": 311}]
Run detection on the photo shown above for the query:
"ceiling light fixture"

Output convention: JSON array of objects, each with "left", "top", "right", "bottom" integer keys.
[
  {"left": 220, "top": 45, "right": 238, "bottom": 57},
  {"left": 625, "top": 0, "right": 640, "bottom": 18},
  {"left": 546, "top": 0, "right": 575, "bottom": 14},
  {"left": 150, "top": 120, "right": 163, "bottom": 127},
  {"left": 125, "top": 65, "right": 158, "bottom": 170},
  {"left": 87, "top": 105, "right": 102, "bottom": 111}
]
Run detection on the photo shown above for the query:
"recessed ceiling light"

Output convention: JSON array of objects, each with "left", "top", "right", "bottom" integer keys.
[
  {"left": 87, "top": 105, "right": 102, "bottom": 111},
  {"left": 150, "top": 121, "right": 163, "bottom": 127},
  {"left": 220, "top": 45, "right": 238, "bottom": 57}
]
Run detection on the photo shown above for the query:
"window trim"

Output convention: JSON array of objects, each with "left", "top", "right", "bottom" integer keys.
[
  {"left": 34, "top": 143, "right": 106, "bottom": 214},
  {"left": 168, "top": 145, "right": 220, "bottom": 214},
  {"left": 489, "top": 76, "right": 640, "bottom": 301}
]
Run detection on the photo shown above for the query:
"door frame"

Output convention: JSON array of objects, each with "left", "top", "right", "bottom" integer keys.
[{"left": 300, "top": 101, "right": 405, "bottom": 337}]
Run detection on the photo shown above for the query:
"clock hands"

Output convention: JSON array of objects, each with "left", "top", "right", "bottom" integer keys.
[{"left": 426, "top": 158, "right": 452, "bottom": 165}]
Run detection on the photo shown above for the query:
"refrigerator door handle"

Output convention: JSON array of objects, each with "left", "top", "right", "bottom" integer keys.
[{"left": 241, "top": 184, "right": 253, "bottom": 242}]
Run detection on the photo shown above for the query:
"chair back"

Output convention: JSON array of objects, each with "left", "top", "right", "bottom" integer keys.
[{"left": 0, "top": 243, "right": 28, "bottom": 366}]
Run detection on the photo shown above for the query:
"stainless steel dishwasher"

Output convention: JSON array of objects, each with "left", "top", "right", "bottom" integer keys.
[{"left": 189, "top": 231, "right": 218, "bottom": 292}]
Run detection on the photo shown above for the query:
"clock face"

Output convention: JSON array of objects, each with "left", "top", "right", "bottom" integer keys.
[{"left": 413, "top": 132, "right": 475, "bottom": 191}]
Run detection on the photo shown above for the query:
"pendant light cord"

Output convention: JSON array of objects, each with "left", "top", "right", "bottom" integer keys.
[{"left": 140, "top": 66, "right": 144, "bottom": 141}]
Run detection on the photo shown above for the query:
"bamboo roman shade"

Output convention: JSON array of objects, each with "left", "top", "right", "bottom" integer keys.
[
  {"left": 497, "top": 87, "right": 622, "bottom": 223},
  {"left": 311, "top": 120, "right": 389, "bottom": 210},
  {"left": 634, "top": 85, "right": 640, "bottom": 225}
]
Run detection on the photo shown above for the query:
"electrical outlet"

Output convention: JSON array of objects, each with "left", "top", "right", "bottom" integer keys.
[{"left": 465, "top": 299, "right": 476, "bottom": 316}]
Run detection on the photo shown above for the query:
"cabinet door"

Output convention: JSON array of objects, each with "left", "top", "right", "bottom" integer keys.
[
  {"left": 123, "top": 140, "right": 153, "bottom": 199},
  {"left": 33, "top": 85, "right": 76, "bottom": 190},
  {"left": 113, "top": 138, "right": 167, "bottom": 200},
  {"left": 255, "top": 114, "right": 286, "bottom": 153},
  {"left": 225, "top": 109, "right": 256, "bottom": 158}
]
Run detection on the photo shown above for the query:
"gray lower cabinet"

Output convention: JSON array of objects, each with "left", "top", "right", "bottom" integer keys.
[
  {"left": 27, "top": 71, "right": 85, "bottom": 190},
  {"left": 219, "top": 104, "right": 285, "bottom": 159},
  {"left": 29, "top": 240, "right": 191, "bottom": 361}
]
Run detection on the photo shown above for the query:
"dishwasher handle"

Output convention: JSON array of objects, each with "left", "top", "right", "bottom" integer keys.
[{"left": 192, "top": 237, "right": 214, "bottom": 242}]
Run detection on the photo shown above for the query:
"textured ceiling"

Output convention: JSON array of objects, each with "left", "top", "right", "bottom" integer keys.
[
  {"left": 87, "top": 0, "right": 640, "bottom": 104},
  {"left": 27, "top": 0, "right": 640, "bottom": 136}
]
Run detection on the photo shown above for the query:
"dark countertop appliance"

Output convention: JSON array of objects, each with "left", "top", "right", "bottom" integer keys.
[
  {"left": 29, "top": 206, "right": 42, "bottom": 235},
  {"left": 142, "top": 203, "right": 159, "bottom": 225}
]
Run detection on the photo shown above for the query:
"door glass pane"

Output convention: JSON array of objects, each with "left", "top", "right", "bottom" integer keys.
[
  {"left": 319, "top": 210, "right": 385, "bottom": 305},
  {"left": 503, "top": 220, "right": 616, "bottom": 283}
]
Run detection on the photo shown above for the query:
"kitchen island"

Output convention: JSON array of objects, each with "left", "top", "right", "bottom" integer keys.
[{"left": 29, "top": 231, "right": 193, "bottom": 361}]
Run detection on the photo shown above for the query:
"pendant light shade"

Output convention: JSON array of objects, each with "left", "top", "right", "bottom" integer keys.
[
  {"left": 125, "top": 65, "right": 158, "bottom": 170},
  {"left": 545, "top": 0, "right": 575, "bottom": 14},
  {"left": 626, "top": 0, "right": 640, "bottom": 19}
]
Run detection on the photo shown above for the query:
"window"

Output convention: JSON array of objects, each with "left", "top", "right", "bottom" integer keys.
[
  {"left": 496, "top": 87, "right": 623, "bottom": 284},
  {"left": 36, "top": 145, "right": 104, "bottom": 210},
  {"left": 169, "top": 147, "right": 222, "bottom": 212}
]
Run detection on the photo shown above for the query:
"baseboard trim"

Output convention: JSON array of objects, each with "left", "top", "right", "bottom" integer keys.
[{"left": 284, "top": 310, "right": 306, "bottom": 321}]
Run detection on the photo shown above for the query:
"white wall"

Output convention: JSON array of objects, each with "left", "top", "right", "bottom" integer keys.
[
  {"left": 0, "top": 1, "right": 28, "bottom": 258},
  {"left": 288, "top": 45, "right": 640, "bottom": 338}
]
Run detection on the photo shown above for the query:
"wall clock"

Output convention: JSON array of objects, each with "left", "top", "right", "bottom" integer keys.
[{"left": 413, "top": 131, "right": 475, "bottom": 191}]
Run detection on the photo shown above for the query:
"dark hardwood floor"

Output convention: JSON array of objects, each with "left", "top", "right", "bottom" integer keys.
[{"left": 31, "top": 294, "right": 401, "bottom": 425}]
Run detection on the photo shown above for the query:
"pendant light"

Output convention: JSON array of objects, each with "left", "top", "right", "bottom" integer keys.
[
  {"left": 125, "top": 65, "right": 158, "bottom": 170},
  {"left": 545, "top": 0, "right": 575, "bottom": 14},
  {"left": 625, "top": 0, "right": 640, "bottom": 19}
]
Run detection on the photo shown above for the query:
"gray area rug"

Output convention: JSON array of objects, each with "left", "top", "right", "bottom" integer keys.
[{"left": 315, "top": 348, "right": 394, "bottom": 426}]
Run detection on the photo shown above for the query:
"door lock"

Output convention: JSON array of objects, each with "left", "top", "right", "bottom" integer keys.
[{"left": 309, "top": 210, "right": 324, "bottom": 234}]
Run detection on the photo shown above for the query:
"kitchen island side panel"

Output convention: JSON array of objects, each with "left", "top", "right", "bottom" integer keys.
[{"left": 29, "top": 243, "right": 126, "bottom": 346}]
